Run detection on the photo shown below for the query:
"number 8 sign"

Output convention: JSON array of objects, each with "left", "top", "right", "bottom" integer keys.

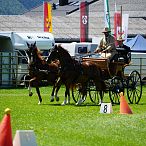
[{"left": 100, "top": 103, "right": 113, "bottom": 114}]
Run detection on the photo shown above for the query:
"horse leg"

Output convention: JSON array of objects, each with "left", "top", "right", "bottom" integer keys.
[
  {"left": 54, "top": 83, "right": 61, "bottom": 102},
  {"left": 50, "top": 78, "right": 62, "bottom": 102},
  {"left": 54, "top": 78, "right": 62, "bottom": 102},
  {"left": 95, "top": 79, "right": 105, "bottom": 105},
  {"left": 99, "top": 91, "right": 103, "bottom": 105},
  {"left": 76, "top": 83, "right": 86, "bottom": 105},
  {"left": 35, "top": 86, "right": 42, "bottom": 105},
  {"left": 61, "top": 88, "right": 67, "bottom": 106},
  {"left": 66, "top": 87, "right": 70, "bottom": 104},
  {"left": 28, "top": 84, "right": 33, "bottom": 96},
  {"left": 28, "top": 77, "right": 42, "bottom": 104},
  {"left": 28, "top": 78, "right": 35, "bottom": 96},
  {"left": 61, "top": 85, "right": 70, "bottom": 106},
  {"left": 30, "top": 77, "right": 42, "bottom": 105},
  {"left": 50, "top": 85, "right": 55, "bottom": 102}
]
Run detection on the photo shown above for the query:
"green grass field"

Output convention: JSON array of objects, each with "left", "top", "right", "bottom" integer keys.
[{"left": 0, "top": 86, "right": 146, "bottom": 146}]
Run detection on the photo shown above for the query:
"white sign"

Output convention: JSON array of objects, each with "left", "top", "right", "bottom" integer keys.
[
  {"left": 100, "top": 103, "right": 113, "bottom": 114},
  {"left": 13, "top": 130, "right": 37, "bottom": 146},
  {"left": 82, "top": 16, "right": 88, "bottom": 24}
]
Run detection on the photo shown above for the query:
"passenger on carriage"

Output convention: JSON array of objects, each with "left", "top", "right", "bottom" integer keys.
[
  {"left": 112, "top": 36, "right": 131, "bottom": 64},
  {"left": 94, "top": 27, "right": 116, "bottom": 61}
]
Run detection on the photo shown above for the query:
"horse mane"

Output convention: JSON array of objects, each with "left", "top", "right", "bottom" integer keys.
[
  {"left": 57, "top": 44, "right": 73, "bottom": 62},
  {"left": 57, "top": 44, "right": 70, "bottom": 55},
  {"left": 34, "top": 46, "right": 44, "bottom": 61}
]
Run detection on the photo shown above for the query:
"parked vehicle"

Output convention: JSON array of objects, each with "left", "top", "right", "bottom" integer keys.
[
  {"left": 0, "top": 32, "right": 55, "bottom": 86},
  {"left": 60, "top": 42, "right": 98, "bottom": 57},
  {"left": 124, "top": 52, "right": 146, "bottom": 81}
]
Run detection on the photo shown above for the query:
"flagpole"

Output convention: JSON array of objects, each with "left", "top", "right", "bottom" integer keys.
[
  {"left": 106, "top": 0, "right": 111, "bottom": 31},
  {"left": 43, "top": 1, "right": 45, "bottom": 32},
  {"left": 115, "top": 0, "right": 117, "bottom": 12},
  {"left": 120, "top": 5, "right": 122, "bottom": 36},
  {"left": 104, "top": 0, "right": 111, "bottom": 31}
]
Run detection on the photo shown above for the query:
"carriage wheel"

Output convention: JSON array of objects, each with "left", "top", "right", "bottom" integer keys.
[
  {"left": 88, "top": 80, "right": 104, "bottom": 104},
  {"left": 72, "top": 83, "right": 86, "bottom": 103},
  {"left": 127, "top": 70, "right": 142, "bottom": 104},
  {"left": 89, "top": 90, "right": 104, "bottom": 104},
  {"left": 109, "top": 76, "right": 124, "bottom": 104}
]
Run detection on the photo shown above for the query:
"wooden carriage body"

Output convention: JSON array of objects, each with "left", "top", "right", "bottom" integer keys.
[{"left": 82, "top": 57, "right": 129, "bottom": 80}]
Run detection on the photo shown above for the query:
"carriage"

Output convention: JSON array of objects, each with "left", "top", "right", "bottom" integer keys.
[
  {"left": 72, "top": 47, "right": 143, "bottom": 105},
  {"left": 27, "top": 43, "right": 142, "bottom": 105}
]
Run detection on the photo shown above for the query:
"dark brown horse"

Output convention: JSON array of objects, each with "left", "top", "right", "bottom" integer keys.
[
  {"left": 47, "top": 44, "right": 106, "bottom": 105},
  {"left": 26, "top": 42, "right": 60, "bottom": 104}
]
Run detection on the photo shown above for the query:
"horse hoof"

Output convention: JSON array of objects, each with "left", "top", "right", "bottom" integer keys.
[
  {"left": 61, "top": 102, "right": 66, "bottom": 106},
  {"left": 98, "top": 102, "right": 102, "bottom": 106},
  {"left": 38, "top": 99, "right": 42, "bottom": 105},
  {"left": 29, "top": 92, "right": 33, "bottom": 96},
  {"left": 50, "top": 98, "right": 54, "bottom": 102},
  {"left": 38, "top": 101, "right": 41, "bottom": 105},
  {"left": 55, "top": 96, "right": 59, "bottom": 102},
  {"left": 66, "top": 101, "right": 70, "bottom": 104},
  {"left": 50, "top": 96, "right": 55, "bottom": 102},
  {"left": 76, "top": 99, "right": 83, "bottom": 106},
  {"left": 98, "top": 100, "right": 102, "bottom": 106}
]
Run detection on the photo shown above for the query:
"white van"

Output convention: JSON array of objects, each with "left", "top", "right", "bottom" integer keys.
[
  {"left": 0, "top": 32, "right": 55, "bottom": 86},
  {"left": 60, "top": 42, "right": 98, "bottom": 57}
]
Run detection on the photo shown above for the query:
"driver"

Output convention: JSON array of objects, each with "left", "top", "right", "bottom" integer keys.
[{"left": 94, "top": 27, "right": 116, "bottom": 61}]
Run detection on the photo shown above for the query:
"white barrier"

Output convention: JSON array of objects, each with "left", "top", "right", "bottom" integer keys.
[{"left": 13, "top": 130, "right": 37, "bottom": 146}]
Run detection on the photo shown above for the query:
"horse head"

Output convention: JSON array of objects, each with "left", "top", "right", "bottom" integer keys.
[
  {"left": 47, "top": 44, "right": 72, "bottom": 65},
  {"left": 26, "top": 42, "right": 36, "bottom": 62},
  {"left": 26, "top": 41, "right": 42, "bottom": 63},
  {"left": 47, "top": 44, "right": 59, "bottom": 63}
]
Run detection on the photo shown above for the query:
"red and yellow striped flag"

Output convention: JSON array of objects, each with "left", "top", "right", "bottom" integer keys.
[{"left": 44, "top": 2, "right": 53, "bottom": 32}]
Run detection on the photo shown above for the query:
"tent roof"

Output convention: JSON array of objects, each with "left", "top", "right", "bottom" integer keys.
[{"left": 125, "top": 34, "right": 146, "bottom": 53}]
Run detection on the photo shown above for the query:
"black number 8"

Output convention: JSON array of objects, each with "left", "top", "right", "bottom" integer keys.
[{"left": 103, "top": 105, "right": 108, "bottom": 113}]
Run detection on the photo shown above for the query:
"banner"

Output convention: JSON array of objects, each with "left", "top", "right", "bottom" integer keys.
[
  {"left": 122, "top": 14, "right": 129, "bottom": 41},
  {"left": 104, "top": 0, "right": 111, "bottom": 31},
  {"left": 44, "top": 2, "right": 53, "bottom": 32},
  {"left": 114, "top": 12, "right": 129, "bottom": 45},
  {"left": 80, "top": 1, "right": 89, "bottom": 42},
  {"left": 114, "top": 12, "right": 121, "bottom": 45}
]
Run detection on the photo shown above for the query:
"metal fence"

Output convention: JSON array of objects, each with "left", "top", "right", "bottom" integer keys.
[
  {"left": 124, "top": 57, "right": 146, "bottom": 81},
  {"left": 0, "top": 53, "right": 146, "bottom": 88},
  {"left": 0, "top": 53, "right": 28, "bottom": 87}
]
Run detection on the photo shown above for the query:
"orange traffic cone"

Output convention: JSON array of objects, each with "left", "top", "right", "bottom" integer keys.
[
  {"left": 120, "top": 92, "right": 133, "bottom": 114},
  {"left": 0, "top": 108, "right": 13, "bottom": 146}
]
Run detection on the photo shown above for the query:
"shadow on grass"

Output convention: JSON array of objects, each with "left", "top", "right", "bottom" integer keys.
[
  {"left": 39, "top": 102, "right": 76, "bottom": 106},
  {"left": 37, "top": 102, "right": 100, "bottom": 107},
  {"left": 73, "top": 103, "right": 100, "bottom": 107},
  {"left": 133, "top": 102, "right": 146, "bottom": 105},
  {"left": 34, "top": 101, "right": 129, "bottom": 107}
]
